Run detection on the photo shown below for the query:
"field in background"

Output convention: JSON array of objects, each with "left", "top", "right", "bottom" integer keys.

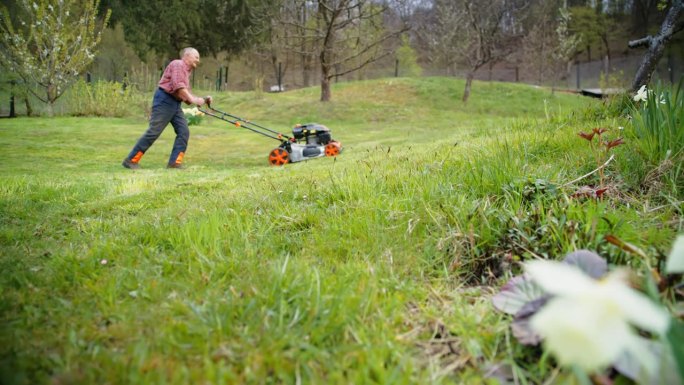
[{"left": 0, "top": 78, "right": 679, "bottom": 384}]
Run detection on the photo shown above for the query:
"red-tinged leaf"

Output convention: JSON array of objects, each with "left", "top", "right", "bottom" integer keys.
[
  {"left": 593, "top": 127, "right": 609, "bottom": 135},
  {"left": 604, "top": 234, "right": 649, "bottom": 259},
  {"left": 595, "top": 187, "right": 609, "bottom": 198},
  {"left": 604, "top": 137, "right": 625, "bottom": 149},
  {"left": 578, "top": 131, "right": 595, "bottom": 141}
]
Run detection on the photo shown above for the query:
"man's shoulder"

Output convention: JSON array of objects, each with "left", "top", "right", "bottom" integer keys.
[{"left": 167, "top": 59, "right": 184, "bottom": 68}]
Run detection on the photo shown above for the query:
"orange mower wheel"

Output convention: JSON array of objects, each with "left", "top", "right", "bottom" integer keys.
[
  {"left": 268, "top": 148, "right": 290, "bottom": 166},
  {"left": 325, "top": 142, "right": 341, "bottom": 157}
]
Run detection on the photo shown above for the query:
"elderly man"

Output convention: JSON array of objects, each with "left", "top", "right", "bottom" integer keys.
[{"left": 122, "top": 47, "right": 212, "bottom": 169}]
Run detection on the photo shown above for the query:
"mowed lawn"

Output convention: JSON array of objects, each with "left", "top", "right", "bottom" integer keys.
[{"left": 4, "top": 77, "right": 673, "bottom": 384}]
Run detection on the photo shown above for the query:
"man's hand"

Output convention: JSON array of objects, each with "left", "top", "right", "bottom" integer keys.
[{"left": 204, "top": 96, "right": 212, "bottom": 106}]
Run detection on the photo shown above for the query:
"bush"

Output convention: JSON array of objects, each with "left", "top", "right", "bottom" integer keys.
[{"left": 65, "top": 79, "right": 143, "bottom": 117}]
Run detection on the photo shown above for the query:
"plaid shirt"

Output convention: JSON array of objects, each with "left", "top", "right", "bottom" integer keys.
[{"left": 158, "top": 59, "right": 192, "bottom": 95}]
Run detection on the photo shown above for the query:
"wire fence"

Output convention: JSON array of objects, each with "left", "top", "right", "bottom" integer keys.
[{"left": 1, "top": 51, "right": 681, "bottom": 117}]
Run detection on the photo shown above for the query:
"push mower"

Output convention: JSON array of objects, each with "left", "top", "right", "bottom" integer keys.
[{"left": 199, "top": 105, "right": 342, "bottom": 166}]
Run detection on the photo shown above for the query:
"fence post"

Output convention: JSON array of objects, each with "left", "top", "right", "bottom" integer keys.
[
  {"left": 224, "top": 65, "right": 228, "bottom": 90},
  {"left": 515, "top": 66, "right": 519, "bottom": 82},
  {"left": 9, "top": 80, "right": 16, "bottom": 118},
  {"left": 86, "top": 72, "right": 92, "bottom": 83},
  {"left": 575, "top": 61, "right": 580, "bottom": 90},
  {"left": 216, "top": 68, "right": 221, "bottom": 91},
  {"left": 278, "top": 62, "right": 282, "bottom": 91},
  {"left": 395, "top": 59, "right": 399, "bottom": 77}
]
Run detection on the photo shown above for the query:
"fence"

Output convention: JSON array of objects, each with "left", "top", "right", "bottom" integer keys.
[{"left": 1, "top": 51, "right": 682, "bottom": 117}]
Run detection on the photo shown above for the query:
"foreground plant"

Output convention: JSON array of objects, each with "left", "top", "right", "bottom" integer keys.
[
  {"left": 183, "top": 107, "right": 204, "bottom": 126},
  {"left": 493, "top": 247, "right": 684, "bottom": 384},
  {"left": 629, "top": 82, "right": 684, "bottom": 169},
  {"left": 578, "top": 127, "right": 625, "bottom": 194}
]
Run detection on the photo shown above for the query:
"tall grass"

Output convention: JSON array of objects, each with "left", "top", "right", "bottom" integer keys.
[
  {"left": 629, "top": 81, "right": 684, "bottom": 163},
  {"left": 627, "top": 81, "right": 684, "bottom": 198},
  {"left": 64, "top": 79, "right": 145, "bottom": 117}
]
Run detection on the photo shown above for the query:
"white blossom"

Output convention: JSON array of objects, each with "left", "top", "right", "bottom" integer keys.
[
  {"left": 633, "top": 85, "right": 647, "bottom": 102},
  {"left": 666, "top": 235, "right": 684, "bottom": 274},
  {"left": 526, "top": 260, "right": 670, "bottom": 374}
]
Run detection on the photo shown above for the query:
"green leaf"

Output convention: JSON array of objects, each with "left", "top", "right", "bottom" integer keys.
[{"left": 668, "top": 318, "right": 684, "bottom": 383}]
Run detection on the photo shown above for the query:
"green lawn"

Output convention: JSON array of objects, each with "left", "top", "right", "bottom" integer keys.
[{"left": 0, "top": 77, "right": 679, "bottom": 384}]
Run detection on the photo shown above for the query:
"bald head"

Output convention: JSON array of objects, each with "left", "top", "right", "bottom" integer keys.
[{"left": 180, "top": 47, "right": 200, "bottom": 69}]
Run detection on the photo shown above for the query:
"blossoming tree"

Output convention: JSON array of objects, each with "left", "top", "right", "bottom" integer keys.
[{"left": 0, "top": 0, "right": 110, "bottom": 116}]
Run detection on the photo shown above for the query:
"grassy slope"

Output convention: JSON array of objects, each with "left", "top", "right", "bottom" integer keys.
[{"left": 0, "top": 78, "right": 677, "bottom": 384}]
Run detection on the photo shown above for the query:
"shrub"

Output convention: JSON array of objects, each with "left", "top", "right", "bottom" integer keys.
[{"left": 65, "top": 79, "right": 142, "bottom": 117}]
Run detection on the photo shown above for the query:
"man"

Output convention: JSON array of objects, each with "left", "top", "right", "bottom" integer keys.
[{"left": 122, "top": 47, "right": 212, "bottom": 169}]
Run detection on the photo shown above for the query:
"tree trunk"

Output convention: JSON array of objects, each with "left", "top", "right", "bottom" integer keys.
[
  {"left": 321, "top": 75, "right": 331, "bottom": 102},
  {"left": 320, "top": 46, "right": 332, "bottom": 102},
  {"left": 24, "top": 97, "right": 32, "bottom": 117},
  {"left": 463, "top": 71, "right": 475, "bottom": 103},
  {"left": 302, "top": 53, "right": 311, "bottom": 87},
  {"left": 630, "top": 1, "right": 683, "bottom": 91},
  {"left": 46, "top": 83, "right": 56, "bottom": 117}
]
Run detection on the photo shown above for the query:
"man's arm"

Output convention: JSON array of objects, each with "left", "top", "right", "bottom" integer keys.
[{"left": 175, "top": 88, "right": 212, "bottom": 106}]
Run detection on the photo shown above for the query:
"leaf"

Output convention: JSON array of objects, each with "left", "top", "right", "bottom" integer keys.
[
  {"left": 613, "top": 335, "right": 682, "bottom": 385},
  {"left": 604, "top": 234, "right": 649, "bottom": 259},
  {"left": 562, "top": 250, "right": 607, "bottom": 279},
  {"left": 604, "top": 137, "right": 625, "bottom": 150},
  {"left": 578, "top": 131, "right": 595, "bottom": 141},
  {"left": 510, "top": 296, "right": 549, "bottom": 345},
  {"left": 665, "top": 235, "right": 684, "bottom": 274},
  {"left": 668, "top": 319, "right": 684, "bottom": 383},
  {"left": 492, "top": 274, "right": 546, "bottom": 315}
]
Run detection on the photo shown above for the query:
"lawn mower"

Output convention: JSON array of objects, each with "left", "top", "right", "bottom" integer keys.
[{"left": 199, "top": 105, "right": 342, "bottom": 166}]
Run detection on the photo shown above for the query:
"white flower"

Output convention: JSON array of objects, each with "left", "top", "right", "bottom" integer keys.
[
  {"left": 633, "top": 85, "right": 647, "bottom": 102},
  {"left": 525, "top": 260, "right": 670, "bottom": 373},
  {"left": 666, "top": 235, "right": 684, "bottom": 274},
  {"left": 183, "top": 107, "right": 203, "bottom": 117}
]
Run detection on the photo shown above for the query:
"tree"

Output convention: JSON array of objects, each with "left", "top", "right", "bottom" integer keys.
[
  {"left": 435, "top": 0, "right": 529, "bottom": 102},
  {"left": 279, "top": 0, "right": 407, "bottom": 102},
  {"left": 413, "top": 0, "right": 461, "bottom": 76},
  {"left": 629, "top": 0, "right": 684, "bottom": 91},
  {"left": 102, "top": 0, "right": 269, "bottom": 61},
  {"left": 568, "top": 5, "right": 624, "bottom": 68},
  {"left": 0, "top": 0, "right": 111, "bottom": 116},
  {"left": 396, "top": 34, "right": 422, "bottom": 77}
]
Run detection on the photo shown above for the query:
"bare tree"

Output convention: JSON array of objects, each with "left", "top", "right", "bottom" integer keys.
[
  {"left": 437, "top": 0, "right": 529, "bottom": 102},
  {"left": 279, "top": 0, "right": 407, "bottom": 101},
  {"left": 629, "top": 0, "right": 683, "bottom": 91},
  {"left": 414, "top": 0, "right": 461, "bottom": 75}
]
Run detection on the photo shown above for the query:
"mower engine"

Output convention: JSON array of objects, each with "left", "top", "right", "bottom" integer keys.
[
  {"left": 268, "top": 123, "right": 342, "bottom": 165},
  {"left": 292, "top": 123, "right": 332, "bottom": 145}
]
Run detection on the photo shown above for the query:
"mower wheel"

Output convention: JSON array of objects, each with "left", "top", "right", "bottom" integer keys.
[
  {"left": 268, "top": 148, "right": 290, "bottom": 166},
  {"left": 324, "top": 141, "right": 341, "bottom": 157}
]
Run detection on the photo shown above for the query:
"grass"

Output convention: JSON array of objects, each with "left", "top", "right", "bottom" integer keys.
[{"left": 0, "top": 77, "right": 680, "bottom": 384}]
